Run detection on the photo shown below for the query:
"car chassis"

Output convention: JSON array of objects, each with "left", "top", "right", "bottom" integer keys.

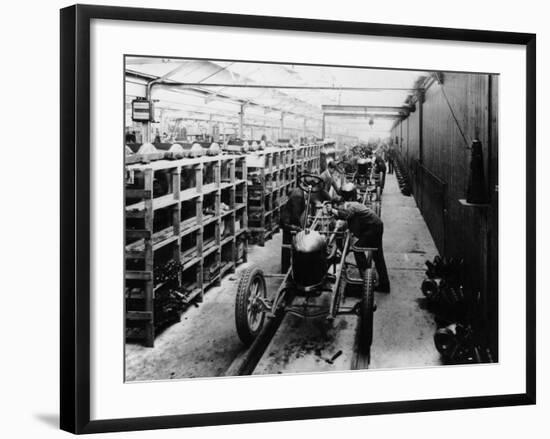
[{"left": 235, "top": 173, "right": 379, "bottom": 357}]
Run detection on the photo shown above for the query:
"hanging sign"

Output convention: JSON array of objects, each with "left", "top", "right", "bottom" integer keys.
[{"left": 131, "top": 99, "right": 153, "bottom": 122}]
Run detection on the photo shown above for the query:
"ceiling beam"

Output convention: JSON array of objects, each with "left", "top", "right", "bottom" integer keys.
[
  {"left": 157, "top": 62, "right": 189, "bottom": 81},
  {"left": 159, "top": 82, "right": 419, "bottom": 92},
  {"left": 321, "top": 105, "right": 410, "bottom": 114},
  {"left": 323, "top": 113, "right": 405, "bottom": 120}
]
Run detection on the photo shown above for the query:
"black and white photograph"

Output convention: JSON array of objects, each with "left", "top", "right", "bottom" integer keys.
[
  {"left": 124, "top": 57, "right": 499, "bottom": 381},
  {"left": 0, "top": 0, "right": 544, "bottom": 436}
]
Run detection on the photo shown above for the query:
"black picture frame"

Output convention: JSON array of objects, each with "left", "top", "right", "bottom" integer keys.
[{"left": 60, "top": 4, "right": 536, "bottom": 434}]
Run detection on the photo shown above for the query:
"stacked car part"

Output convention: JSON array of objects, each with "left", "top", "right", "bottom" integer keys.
[
  {"left": 394, "top": 159, "right": 412, "bottom": 196},
  {"left": 421, "top": 255, "right": 494, "bottom": 364}
]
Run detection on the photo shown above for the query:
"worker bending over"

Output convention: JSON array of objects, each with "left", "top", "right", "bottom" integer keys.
[
  {"left": 332, "top": 182, "right": 390, "bottom": 293},
  {"left": 279, "top": 186, "right": 332, "bottom": 273}
]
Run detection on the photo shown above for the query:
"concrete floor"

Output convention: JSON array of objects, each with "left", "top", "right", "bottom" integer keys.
[
  {"left": 370, "top": 173, "right": 442, "bottom": 369},
  {"left": 252, "top": 299, "right": 359, "bottom": 375},
  {"left": 125, "top": 233, "right": 285, "bottom": 381},
  {"left": 125, "top": 172, "right": 441, "bottom": 381}
]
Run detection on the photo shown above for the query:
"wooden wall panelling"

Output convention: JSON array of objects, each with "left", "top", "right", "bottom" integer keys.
[{"left": 407, "top": 73, "right": 495, "bottom": 307}]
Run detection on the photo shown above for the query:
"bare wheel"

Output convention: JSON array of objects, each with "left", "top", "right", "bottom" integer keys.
[
  {"left": 235, "top": 265, "right": 267, "bottom": 345},
  {"left": 359, "top": 268, "right": 375, "bottom": 355}
]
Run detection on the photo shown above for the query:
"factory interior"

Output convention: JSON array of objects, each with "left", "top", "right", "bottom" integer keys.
[{"left": 124, "top": 57, "right": 498, "bottom": 380}]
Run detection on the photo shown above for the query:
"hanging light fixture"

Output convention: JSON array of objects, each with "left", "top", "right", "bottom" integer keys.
[{"left": 368, "top": 117, "right": 374, "bottom": 128}]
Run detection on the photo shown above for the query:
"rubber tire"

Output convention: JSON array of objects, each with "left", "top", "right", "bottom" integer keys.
[
  {"left": 421, "top": 278, "right": 439, "bottom": 300},
  {"left": 360, "top": 268, "right": 375, "bottom": 354},
  {"left": 434, "top": 328, "right": 458, "bottom": 359},
  {"left": 235, "top": 265, "right": 267, "bottom": 346}
]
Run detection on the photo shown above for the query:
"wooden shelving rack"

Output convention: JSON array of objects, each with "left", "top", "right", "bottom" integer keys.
[
  {"left": 296, "top": 143, "right": 322, "bottom": 177},
  {"left": 124, "top": 154, "right": 248, "bottom": 347},
  {"left": 246, "top": 144, "right": 321, "bottom": 245}
]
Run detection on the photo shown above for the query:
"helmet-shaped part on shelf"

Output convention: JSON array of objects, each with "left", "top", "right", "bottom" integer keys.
[
  {"left": 190, "top": 142, "right": 204, "bottom": 157},
  {"left": 209, "top": 142, "right": 221, "bottom": 156},
  {"left": 168, "top": 143, "right": 184, "bottom": 153},
  {"left": 137, "top": 142, "right": 157, "bottom": 154}
]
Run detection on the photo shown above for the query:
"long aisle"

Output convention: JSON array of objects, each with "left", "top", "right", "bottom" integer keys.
[
  {"left": 370, "top": 172, "right": 442, "bottom": 369},
  {"left": 255, "top": 172, "right": 444, "bottom": 374}
]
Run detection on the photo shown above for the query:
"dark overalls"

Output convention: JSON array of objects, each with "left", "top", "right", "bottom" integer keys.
[
  {"left": 374, "top": 157, "right": 387, "bottom": 191},
  {"left": 387, "top": 150, "right": 395, "bottom": 174},
  {"left": 335, "top": 201, "right": 390, "bottom": 289}
]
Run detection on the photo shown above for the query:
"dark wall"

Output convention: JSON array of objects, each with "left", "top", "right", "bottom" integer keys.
[{"left": 391, "top": 73, "right": 499, "bottom": 354}]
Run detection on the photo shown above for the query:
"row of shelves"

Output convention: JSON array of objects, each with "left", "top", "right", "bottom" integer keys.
[
  {"left": 126, "top": 231, "right": 248, "bottom": 345},
  {"left": 124, "top": 143, "right": 322, "bottom": 346},
  {"left": 125, "top": 156, "right": 249, "bottom": 347},
  {"left": 248, "top": 182, "right": 296, "bottom": 246},
  {"left": 245, "top": 144, "right": 322, "bottom": 173},
  {"left": 126, "top": 184, "right": 247, "bottom": 254},
  {"left": 125, "top": 154, "right": 247, "bottom": 211},
  {"left": 246, "top": 144, "right": 321, "bottom": 245}
]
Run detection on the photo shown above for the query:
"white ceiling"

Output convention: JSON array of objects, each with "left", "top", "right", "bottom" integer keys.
[{"left": 126, "top": 57, "right": 428, "bottom": 139}]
